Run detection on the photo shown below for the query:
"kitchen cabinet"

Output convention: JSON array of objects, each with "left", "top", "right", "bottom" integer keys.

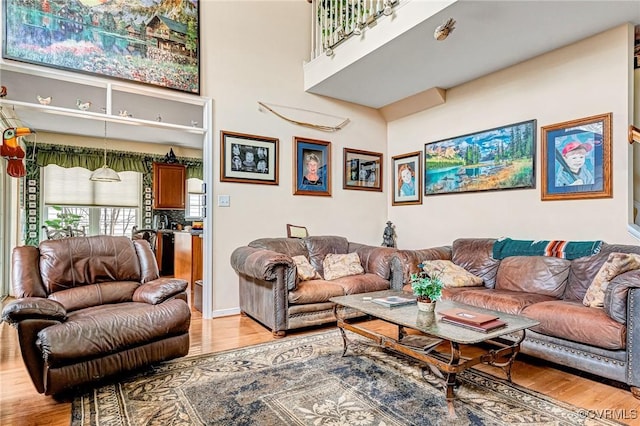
[
  {"left": 155, "top": 230, "right": 175, "bottom": 276},
  {"left": 174, "top": 232, "right": 203, "bottom": 311},
  {"left": 153, "top": 162, "right": 186, "bottom": 209}
]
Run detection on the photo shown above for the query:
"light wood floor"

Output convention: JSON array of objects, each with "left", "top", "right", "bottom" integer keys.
[{"left": 2, "top": 308, "right": 640, "bottom": 426}]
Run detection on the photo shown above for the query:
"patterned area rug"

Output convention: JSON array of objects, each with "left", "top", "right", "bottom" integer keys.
[{"left": 71, "top": 330, "right": 621, "bottom": 426}]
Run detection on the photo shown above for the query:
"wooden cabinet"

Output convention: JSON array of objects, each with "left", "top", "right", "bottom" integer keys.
[
  {"left": 153, "top": 162, "right": 186, "bottom": 209},
  {"left": 174, "top": 232, "right": 203, "bottom": 311}
]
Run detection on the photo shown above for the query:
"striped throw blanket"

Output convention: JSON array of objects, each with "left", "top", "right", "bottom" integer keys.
[{"left": 492, "top": 238, "right": 603, "bottom": 260}]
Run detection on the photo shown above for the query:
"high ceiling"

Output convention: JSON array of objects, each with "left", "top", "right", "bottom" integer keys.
[{"left": 305, "top": 0, "right": 640, "bottom": 109}]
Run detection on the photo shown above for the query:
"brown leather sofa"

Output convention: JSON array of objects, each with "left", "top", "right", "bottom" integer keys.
[
  {"left": 1, "top": 235, "right": 191, "bottom": 396},
  {"left": 230, "top": 236, "right": 398, "bottom": 336},
  {"left": 390, "top": 238, "right": 640, "bottom": 399}
]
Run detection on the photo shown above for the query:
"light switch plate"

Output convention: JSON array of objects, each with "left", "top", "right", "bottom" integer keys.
[{"left": 218, "top": 195, "right": 230, "bottom": 207}]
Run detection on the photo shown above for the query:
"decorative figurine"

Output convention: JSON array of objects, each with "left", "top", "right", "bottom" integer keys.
[
  {"left": 118, "top": 110, "right": 132, "bottom": 117},
  {"left": 164, "top": 148, "right": 178, "bottom": 164},
  {"left": 76, "top": 99, "right": 92, "bottom": 111},
  {"left": 382, "top": 221, "right": 396, "bottom": 248},
  {"left": 2, "top": 127, "right": 35, "bottom": 178},
  {"left": 36, "top": 95, "right": 52, "bottom": 105},
  {"left": 0, "top": 86, "right": 7, "bottom": 98}
]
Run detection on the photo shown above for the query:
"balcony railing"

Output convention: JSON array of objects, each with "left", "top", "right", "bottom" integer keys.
[{"left": 310, "top": 0, "right": 399, "bottom": 59}]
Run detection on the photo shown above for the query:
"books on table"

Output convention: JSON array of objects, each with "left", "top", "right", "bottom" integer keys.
[
  {"left": 372, "top": 295, "right": 416, "bottom": 308},
  {"left": 439, "top": 307, "right": 507, "bottom": 333}
]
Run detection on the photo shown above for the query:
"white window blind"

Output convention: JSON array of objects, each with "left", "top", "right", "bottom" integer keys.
[
  {"left": 185, "top": 178, "right": 204, "bottom": 219},
  {"left": 43, "top": 165, "right": 142, "bottom": 207}
]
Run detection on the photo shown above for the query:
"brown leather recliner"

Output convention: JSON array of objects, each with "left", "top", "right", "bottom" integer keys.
[{"left": 1, "top": 235, "right": 191, "bottom": 396}]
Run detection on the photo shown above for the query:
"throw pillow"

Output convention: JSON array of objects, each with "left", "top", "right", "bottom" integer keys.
[
  {"left": 292, "top": 255, "right": 321, "bottom": 281},
  {"left": 323, "top": 252, "right": 364, "bottom": 281},
  {"left": 583, "top": 252, "right": 640, "bottom": 308},
  {"left": 421, "top": 259, "right": 483, "bottom": 288}
]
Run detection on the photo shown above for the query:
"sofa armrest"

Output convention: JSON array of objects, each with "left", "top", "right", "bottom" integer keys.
[
  {"left": 389, "top": 246, "right": 452, "bottom": 290},
  {"left": 231, "top": 246, "right": 297, "bottom": 290},
  {"left": 604, "top": 269, "right": 640, "bottom": 323},
  {"left": 349, "top": 243, "right": 397, "bottom": 280},
  {"left": 133, "top": 278, "right": 188, "bottom": 305},
  {"left": 1, "top": 297, "right": 67, "bottom": 325}
]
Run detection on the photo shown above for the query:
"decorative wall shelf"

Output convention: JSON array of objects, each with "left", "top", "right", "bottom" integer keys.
[{"left": 0, "top": 62, "right": 209, "bottom": 148}]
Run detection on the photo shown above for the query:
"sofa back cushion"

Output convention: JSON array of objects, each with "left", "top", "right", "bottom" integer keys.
[
  {"left": 39, "top": 236, "right": 141, "bottom": 294},
  {"left": 451, "top": 238, "right": 500, "bottom": 288},
  {"left": 495, "top": 256, "right": 570, "bottom": 298},
  {"left": 565, "top": 243, "right": 640, "bottom": 301},
  {"left": 248, "top": 238, "right": 308, "bottom": 258},
  {"left": 305, "top": 236, "right": 349, "bottom": 278}
]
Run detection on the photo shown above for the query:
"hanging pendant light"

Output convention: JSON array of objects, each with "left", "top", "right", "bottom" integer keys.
[{"left": 90, "top": 121, "right": 120, "bottom": 182}]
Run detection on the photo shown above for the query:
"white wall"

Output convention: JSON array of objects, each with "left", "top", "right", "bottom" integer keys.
[
  {"left": 200, "top": 1, "right": 388, "bottom": 314},
  {"left": 388, "top": 24, "right": 636, "bottom": 248}
]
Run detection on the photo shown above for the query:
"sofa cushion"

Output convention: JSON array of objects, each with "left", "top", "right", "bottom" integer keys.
[
  {"left": 565, "top": 243, "right": 640, "bottom": 301},
  {"left": 394, "top": 247, "right": 452, "bottom": 288},
  {"left": 323, "top": 252, "right": 364, "bottom": 280},
  {"left": 583, "top": 252, "right": 640, "bottom": 308},
  {"left": 448, "top": 288, "right": 556, "bottom": 315},
  {"left": 36, "top": 299, "right": 191, "bottom": 365},
  {"left": 48, "top": 281, "right": 139, "bottom": 312},
  {"left": 421, "top": 259, "right": 483, "bottom": 288},
  {"left": 39, "top": 236, "right": 141, "bottom": 294},
  {"left": 288, "top": 280, "right": 345, "bottom": 304},
  {"left": 305, "top": 236, "right": 349, "bottom": 277},
  {"left": 522, "top": 300, "right": 626, "bottom": 350},
  {"left": 495, "top": 256, "right": 570, "bottom": 298},
  {"left": 248, "top": 238, "right": 308, "bottom": 258},
  {"left": 292, "top": 255, "right": 321, "bottom": 281},
  {"left": 451, "top": 238, "right": 500, "bottom": 288},
  {"left": 330, "top": 273, "right": 389, "bottom": 295}
]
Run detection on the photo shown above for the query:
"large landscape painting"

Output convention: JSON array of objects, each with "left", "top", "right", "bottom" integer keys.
[
  {"left": 3, "top": 0, "right": 199, "bottom": 94},
  {"left": 424, "top": 120, "right": 536, "bottom": 196}
]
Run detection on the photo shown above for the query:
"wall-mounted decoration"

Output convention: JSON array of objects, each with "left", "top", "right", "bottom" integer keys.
[
  {"left": 343, "top": 148, "right": 383, "bottom": 192},
  {"left": 541, "top": 113, "right": 612, "bottom": 201},
  {"left": 293, "top": 137, "right": 331, "bottom": 196},
  {"left": 635, "top": 25, "right": 640, "bottom": 69},
  {"left": 424, "top": 120, "right": 536, "bottom": 196},
  {"left": 392, "top": 151, "right": 422, "bottom": 206},
  {"left": 3, "top": 0, "right": 200, "bottom": 94},
  {"left": 220, "top": 131, "right": 279, "bottom": 185}
]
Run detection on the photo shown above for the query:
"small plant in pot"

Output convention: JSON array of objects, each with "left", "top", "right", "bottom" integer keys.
[{"left": 410, "top": 266, "right": 443, "bottom": 312}]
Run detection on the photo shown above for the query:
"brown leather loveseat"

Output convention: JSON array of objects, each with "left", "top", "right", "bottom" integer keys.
[
  {"left": 390, "top": 238, "right": 640, "bottom": 399},
  {"left": 1, "top": 235, "right": 191, "bottom": 396},
  {"left": 230, "top": 236, "right": 397, "bottom": 336}
]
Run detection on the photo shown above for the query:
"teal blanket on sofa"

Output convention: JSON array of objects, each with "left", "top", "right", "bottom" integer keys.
[{"left": 492, "top": 238, "right": 602, "bottom": 260}]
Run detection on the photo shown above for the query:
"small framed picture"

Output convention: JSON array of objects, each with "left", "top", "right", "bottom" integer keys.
[
  {"left": 145, "top": 206, "right": 151, "bottom": 212},
  {"left": 220, "top": 131, "right": 279, "bottom": 185},
  {"left": 28, "top": 202, "right": 36, "bottom": 208},
  {"left": 145, "top": 187, "right": 151, "bottom": 193},
  {"left": 28, "top": 209, "right": 36, "bottom": 216},
  {"left": 144, "top": 199, "right": 151, "bottom": 205},
  {"left": 145, "top": 218, "right": 152, "bottom": 224},
  {"left": 28, "top": 224, "right": 36, "bottom": 231},
  {"left": 343, "top": 148, "right": 383, "bottom": 192},
  {"left": 144, "top": 193, "right": 151, "bottom": 199},
  {"left": 28, "top": 187, "right": 36, "bottom": 193},
  {"left": 28, "top": 194, "right": 36, "bottom": 201},
  {"left": 145, "top": 212, "right": 151, "bottom": 217},
  {"left": 293, "top": 137, "right": 331, "bottom": 196},
  {"left": 28, "top": 232, "right": 37, "bottom": 238},
  {"left": 28, "top": 179, "right": 36, "bottom": 186},
  {"left": 28, "top": 217, "right": 36, "bottom": 223},
  {"left": 392, "top": 151, "right": 422, "bottom": 206},
  {"left": 541, "top": 113, "right": 612, "bottom": 201}
]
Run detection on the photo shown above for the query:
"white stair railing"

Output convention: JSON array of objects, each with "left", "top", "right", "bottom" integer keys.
[{"left": 310, "top": 0, "right": 399, "bottom": 59}]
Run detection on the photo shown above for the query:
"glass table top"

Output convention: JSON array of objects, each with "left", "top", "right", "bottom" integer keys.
[{"left": 331, "top": 290, "right": 540, "bottom": 345}]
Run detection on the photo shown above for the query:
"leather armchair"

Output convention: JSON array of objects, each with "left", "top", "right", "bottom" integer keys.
[{"left": 2, "top": 235, "right": 191, "bottom": 396}]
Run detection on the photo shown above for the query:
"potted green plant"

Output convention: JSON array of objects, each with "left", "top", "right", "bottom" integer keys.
[{"left": 410, "top": 267, "right": 443, "bottom": 312}]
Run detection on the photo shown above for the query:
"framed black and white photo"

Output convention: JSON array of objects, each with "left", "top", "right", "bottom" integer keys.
[
  {"left": 343, "top": 148, "right": 383, "bottom": 192},
  {"left": 221, "top": 131, "right": 279, "bottom": 185}
]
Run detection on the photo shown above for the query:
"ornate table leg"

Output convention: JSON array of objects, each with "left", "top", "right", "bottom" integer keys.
[{"left": 334, "top": 305, "right": 350, "bottom": 357}]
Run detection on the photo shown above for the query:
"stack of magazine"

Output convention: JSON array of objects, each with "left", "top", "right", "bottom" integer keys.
[{"left": 439, "top": 308, "right": 506, "bottom": 333}]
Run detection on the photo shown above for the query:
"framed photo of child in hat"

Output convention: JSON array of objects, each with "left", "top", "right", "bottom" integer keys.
[{"left": 541, "top": 113, "right": 612, "bottom": 201}]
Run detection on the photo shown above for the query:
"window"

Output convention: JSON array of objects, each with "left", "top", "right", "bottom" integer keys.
[
  {"left": 185, "top": 178, "right": 204, "bottom": 220},
  {"left": 43, "top": 165, "right": 142, "bottom": 237}
]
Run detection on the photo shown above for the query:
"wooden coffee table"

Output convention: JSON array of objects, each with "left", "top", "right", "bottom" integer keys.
[{"left": 330, "top": 290, "right": 540, "bottom": 417}]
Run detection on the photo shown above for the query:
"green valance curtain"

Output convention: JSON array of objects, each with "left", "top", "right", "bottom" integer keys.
[{"left": 25, "top": 142, "right": 203, "bottom": 179}]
